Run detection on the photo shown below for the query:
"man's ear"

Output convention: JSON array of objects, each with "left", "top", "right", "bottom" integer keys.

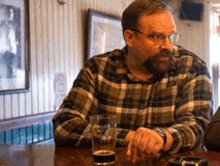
[{"left": 124, "top": 30, "right": 136, "bottom": 47}]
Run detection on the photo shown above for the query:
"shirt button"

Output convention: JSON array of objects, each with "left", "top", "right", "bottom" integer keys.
[{"left": 139, "top": 105, "right": 145, "bottom": 109}]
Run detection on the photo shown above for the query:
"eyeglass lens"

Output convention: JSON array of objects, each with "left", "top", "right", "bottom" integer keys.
[{"left": 169, "top": 33, "right": 180, "bottom": 44}]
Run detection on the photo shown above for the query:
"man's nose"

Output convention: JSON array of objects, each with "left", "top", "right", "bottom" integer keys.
[{"left": 160, "top": 38, "right": 174, "bottom": 51}]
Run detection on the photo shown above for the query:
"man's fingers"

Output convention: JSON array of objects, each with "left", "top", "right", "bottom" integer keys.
[
  {"left": 143, "top": 138, "right": 163, "bottom": 156},
  {"left": 151, "top": 142, "right": 163, "bottom": 156},
  {"left": 130, "top": 131, "right": 142, "bottom": 161},
  {"left": 137, "top": 134, "right": 149, "bottom": 157},
  {"left": 143, "top": 138, "right": 155, "bottom": 154},
  {"left": 126, "top": 141, "right": 131, "bottom": 159}
]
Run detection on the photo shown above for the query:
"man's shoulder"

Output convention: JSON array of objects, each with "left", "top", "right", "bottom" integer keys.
[
  {"left": 93, "top": 48, "right": 125, "bottom": 60},
  {"left": 86, "top": 48, "right": 126, "bottom": 67},
  {"left": 172, "top": 46, "right": 209, "bottom": 76},
  {"left": 175, "top": 46, "right": 206, "bottom": 65}
]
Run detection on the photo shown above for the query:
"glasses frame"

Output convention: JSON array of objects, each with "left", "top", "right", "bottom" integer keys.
[{"left": 130, "top": 29, "right": 181, "bottom": 45}]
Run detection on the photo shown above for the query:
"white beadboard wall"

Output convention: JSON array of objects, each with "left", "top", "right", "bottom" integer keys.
[
  {"left": 0, "top": 0, "right": 134, "bottom": 120},
  {"left": 0, "top": 0, "right": 213, "bottom": 120}
]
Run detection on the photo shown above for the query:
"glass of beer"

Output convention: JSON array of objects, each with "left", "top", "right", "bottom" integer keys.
[{"left": 90, "top": 114, "right": 117, "bottom": 165}]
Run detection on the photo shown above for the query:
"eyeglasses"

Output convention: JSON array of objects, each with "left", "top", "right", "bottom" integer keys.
[{"left": 131, "top": 29, "right": 181, "bottom": 45}]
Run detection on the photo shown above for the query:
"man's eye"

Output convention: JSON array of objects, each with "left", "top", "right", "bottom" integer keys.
[{"left": 149, "top": 35, "right": 162, "bottom": 40}]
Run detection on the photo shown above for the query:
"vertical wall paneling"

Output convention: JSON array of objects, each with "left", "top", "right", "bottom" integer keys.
[
  {"left": 47, "top": 0, "right": 55, "bottom": 111},
  {"left": 67, "top": 0, "right": 74, "bottom": 90},
  {"left": 30, "top": 0, "right": 38, "bottom": 115},
  {"left": 0, "top": 131, "right": 5, "bottom": 144},
  {"left": 20, "top": 127, "right": 26, "bottom": 144},
  {"left": 25, "top": 91, "right": 32, "bottom": 116},
  {"left": 53, "top": 0, "right": 60, "bottom": 73},
  {"left": 12, "top": 94, "right": 19, "bottom": 117},
  {"left": 32, "top": 124, "right": 39, "bottom": 142},
  {"left": 0, "top": 96, "right": 4, "bottom": 119},
  {"left": 39, "top": 123, "right": 45, "bottom": 141},
  {"left": 5, "top": 130, "right": 12, "bottom": 144},
  {"left": 53, "top": 0, "right": 60, "bottom": 110},
  {"left": 41, "top": 0, "right": 50, "bottom": 113},
  {"left": 12, "top": 129, "right": 19, "bottom": 144},
  {"left": 71, "top": 0, "right": 80, "bottom": 84},
  {"left": 35, "top": 0, "right": 44, "bottom": 114},
  {"left": 19, "top": 93, "right": 26, "bottom": 117},
  {"left": 58, "top": 3, "right": 65, "bottom": 72},
  {"left": 26, "top": 126, "right": 32, "bottom": 144},
  {"left": 4, "top": 95, "right": 12, "bottom": 119},
  {"left": 75, "top": 0, "right": 84, "bottom": 70},
  {"left": 45, "top": 121, "right": 50, "bottom": 139},
  {"left": 63, "top": 2, "right": 69, "bottom": 88},
  {"left": 64, "top": 5, "right": 68, "bottom": 74}
]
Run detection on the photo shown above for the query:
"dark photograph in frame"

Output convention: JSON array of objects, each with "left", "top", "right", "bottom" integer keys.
[
  {"left": 0, "top": 0, "right": 29, "bottom": 94},
  {"left": 86, "top": 9, "right": 125, "bottom": 60}
]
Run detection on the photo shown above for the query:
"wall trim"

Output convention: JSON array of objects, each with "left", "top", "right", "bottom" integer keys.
[{"left": 0, "top": 111, "right": 57, "bottom": 131}]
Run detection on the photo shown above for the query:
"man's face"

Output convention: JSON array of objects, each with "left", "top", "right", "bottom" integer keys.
[{"left": 131, "top": 12, "right": 176, "bottom": 75}]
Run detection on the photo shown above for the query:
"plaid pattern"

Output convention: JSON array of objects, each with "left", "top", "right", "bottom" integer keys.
[{"left": 53, "top": 46, "right": 213, "bottom": 153}]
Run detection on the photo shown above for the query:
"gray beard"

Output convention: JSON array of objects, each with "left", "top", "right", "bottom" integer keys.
[{"left": 142, "top": 50, "right": 173, "bottom": 76}]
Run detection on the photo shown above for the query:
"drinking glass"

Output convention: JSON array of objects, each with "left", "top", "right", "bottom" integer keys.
[{"left": 90, "top": 115, "right": 117, "bottom": 165}]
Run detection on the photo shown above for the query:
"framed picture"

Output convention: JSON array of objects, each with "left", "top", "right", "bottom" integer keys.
[
  {"left": 86, "top": 9, "right": 125, "bottom": 60},
  {"left": 0, "top": 0, "right": 30, "bottom": 94}
]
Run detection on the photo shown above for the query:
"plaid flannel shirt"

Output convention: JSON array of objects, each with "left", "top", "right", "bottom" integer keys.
[{"left": 52, "top": 46, "right": 213, "bottom": 154}]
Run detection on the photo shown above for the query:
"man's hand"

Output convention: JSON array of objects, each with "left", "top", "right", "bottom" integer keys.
[{"left": 126, "top": 127, "right": 164, "bottom": 163}]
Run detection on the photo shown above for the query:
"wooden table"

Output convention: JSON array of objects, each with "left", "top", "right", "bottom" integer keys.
[{"left": 0, "top": 145, "right": 220, "bottom": 166}]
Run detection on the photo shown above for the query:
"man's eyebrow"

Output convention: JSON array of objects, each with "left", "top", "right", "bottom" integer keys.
[
  {"left": 148, "top": 31, "right": 176, "bottom": 36},
  {"left": 148, "top": 32, "right": 164, "bottom": 35}
]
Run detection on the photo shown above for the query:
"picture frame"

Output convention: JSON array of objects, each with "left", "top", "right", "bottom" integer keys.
[
  {"left": 86, "top": 9, "right": 125, "bottom": 60},
  {"left": 0, "top": 0, "right": 30, "bottom": 94}
]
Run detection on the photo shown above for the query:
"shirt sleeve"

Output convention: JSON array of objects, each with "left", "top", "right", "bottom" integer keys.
[
  {"left": 204, "top": 107, "right": 220, "bottom": 151},
  {"left": 52, "top": 63, "right": 130, "bottom": 147},
  {"left": 165, "top": 57, "right": 213, "bottom": 154}
]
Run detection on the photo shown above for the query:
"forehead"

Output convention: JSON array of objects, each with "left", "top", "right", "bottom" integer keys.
[{"left": 139, "top": 12, "right": 176, "bottom": 34}]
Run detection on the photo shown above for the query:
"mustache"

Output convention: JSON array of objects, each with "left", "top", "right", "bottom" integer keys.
[
  {"left": 142, "top": 49, "right": 173, "bottom": 76},
  {"left": 158, "top": 50, "right": 174, "bottom": 58}
]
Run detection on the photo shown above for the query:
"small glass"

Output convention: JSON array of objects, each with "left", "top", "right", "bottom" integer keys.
[{"left": 90, "top": 115, "right": 117, "bottom": 165}]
